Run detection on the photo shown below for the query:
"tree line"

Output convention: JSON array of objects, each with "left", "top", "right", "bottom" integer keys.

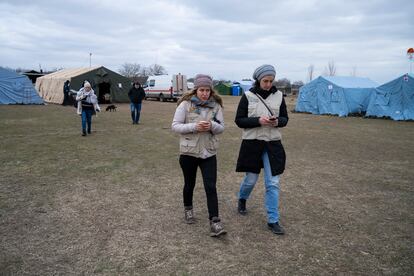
[
  {"left": 307, "top": 61, "right": 358, "bottom": 82},
  {"left": 118, "top": 63, "right": 167, "bottom": 78}
]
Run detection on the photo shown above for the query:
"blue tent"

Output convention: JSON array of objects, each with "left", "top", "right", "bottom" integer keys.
[
  {"left": 295, "top": 76, "right": 378, "bottom": 117},
  {"left": 0, "top": 67, "right": 44, "bottom": 104},
  {"left": 366, "top": 74, "right": 414, "bottom": 120},
  {"left": 234, "top": 80, "right": 253, "bottom": 93}
]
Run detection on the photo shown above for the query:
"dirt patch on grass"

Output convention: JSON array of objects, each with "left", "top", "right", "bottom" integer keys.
[{"left": 1, "top": 97, "right": 413, "bottom": 275}]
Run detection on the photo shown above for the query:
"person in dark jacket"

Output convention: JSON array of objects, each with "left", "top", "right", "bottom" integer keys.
[
  {"left": 235, "top": 64, "right": 289, "bottom": 235},
  {"left": 62, "top": 80, "right": 70, "bottom": 106},
  {"left": 128, "top": 82, "right": 146, "bottom": 124}
]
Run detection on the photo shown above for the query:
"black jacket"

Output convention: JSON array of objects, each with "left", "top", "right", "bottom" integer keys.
[
  {"left": 235, "top": 86, "right": 288, "bottom": 176},
  {"left": 128, "top": 86, "right": 146, "bottom": 104}
]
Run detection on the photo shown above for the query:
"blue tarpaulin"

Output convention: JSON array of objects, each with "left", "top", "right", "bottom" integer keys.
[
  {"left": 0, "top": 67, "right": 44, "bottom": 104},
  {"left": 366, "top": 74, "right": 414, "bottom": 120},
  {"left": 295, "top": 76, "right": 378, "bottom": 117},
  {"left": 233, "top": 80, "right": 253, "bottom": 93}
]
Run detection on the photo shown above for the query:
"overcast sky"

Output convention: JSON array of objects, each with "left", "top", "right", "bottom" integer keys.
[{"left": 1, "top": 0, "right": 413, "bottom": 83}]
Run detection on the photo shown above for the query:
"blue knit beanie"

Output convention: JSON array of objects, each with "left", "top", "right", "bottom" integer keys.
[{"left": 252, "top": 64, "right": 276, "bottom": 81}]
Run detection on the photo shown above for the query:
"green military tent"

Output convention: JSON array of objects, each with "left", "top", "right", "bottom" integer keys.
[
  {"left": 35, "top": 66, "right": 132, "bottom": 104},
  {"left": 214, "top": 82, "right": 232, "bottom": 95}
]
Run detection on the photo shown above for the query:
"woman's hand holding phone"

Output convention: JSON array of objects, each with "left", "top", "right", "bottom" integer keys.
[{"left": 259, "top": 116, "right": 278, "bottom": 126}]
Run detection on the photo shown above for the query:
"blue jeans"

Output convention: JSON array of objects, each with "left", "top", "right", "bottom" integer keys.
[
  {"left": 239, "top": 151, "right": 280, "bottom": 223},
  {"left": 81, "top": 109, "right": 93, "bottom": 133},
  {"left": 130, "top": 103, "right": 142, "bottom": 123}
]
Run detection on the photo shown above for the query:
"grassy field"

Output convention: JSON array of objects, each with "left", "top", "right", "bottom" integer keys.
[{"left": 1, "top": 96, "right": 413, "bottom": 275}]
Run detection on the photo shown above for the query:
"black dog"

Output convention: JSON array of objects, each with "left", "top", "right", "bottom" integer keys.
[{"left": 106, "top": 104, "right": 117, "bottom": 112}]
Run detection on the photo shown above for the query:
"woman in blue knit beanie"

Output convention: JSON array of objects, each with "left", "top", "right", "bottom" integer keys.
[{"left": 234, "top": 64, "right": 289, "bottom": 235}]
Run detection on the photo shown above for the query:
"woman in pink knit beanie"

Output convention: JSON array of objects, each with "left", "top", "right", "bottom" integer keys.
[{"left": 172, "top": 74, "right": 227, "bottom": 237}]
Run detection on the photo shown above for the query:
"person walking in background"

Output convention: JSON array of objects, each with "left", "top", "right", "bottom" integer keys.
[
  {"left": 76, "top": 81, "right": 100, "bottom": 136},
  {"left": 235, "top": 64, "right": 289, "bottom": 235},
  {"left": 172, "top": 74, "right": 227, "bottom": 237},
  {"left": 62, "top": 80, "right": 70, "bottom": 106},
  {"left": 128, "top": 82, "right": 146, "bottom": 124}
]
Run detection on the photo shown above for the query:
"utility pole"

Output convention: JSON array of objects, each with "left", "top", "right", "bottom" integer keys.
[{"left": 89, "top": 53, "right": 92, "bottom": 68}]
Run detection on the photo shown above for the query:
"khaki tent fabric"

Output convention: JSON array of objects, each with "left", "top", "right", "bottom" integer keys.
[{"left": 36, "top": 66, "right": 132, "bottom": 104}]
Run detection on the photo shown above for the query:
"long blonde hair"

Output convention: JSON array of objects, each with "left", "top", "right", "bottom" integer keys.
[{"left": 177, "top": 87, "right": 223, "bottom": 107}]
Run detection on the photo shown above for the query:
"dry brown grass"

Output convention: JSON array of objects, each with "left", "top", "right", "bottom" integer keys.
[{"left": 0, "top": 96, "right": 413, "bottom": 275}]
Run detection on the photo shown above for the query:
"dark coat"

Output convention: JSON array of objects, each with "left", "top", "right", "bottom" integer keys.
[
  {"left": 235, "top": 86, "right": 288, "bottom": 176},
  {"left": 128, "top": 86, "right": 146, "bottom": 104}
]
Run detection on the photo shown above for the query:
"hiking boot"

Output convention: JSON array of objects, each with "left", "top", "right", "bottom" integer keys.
[
  {"left": 184, "top": 207, "right": 195, "bottom": 224},
  {"left": 238, "top": 199, "right": 247, "bottom": 215},
  {"left": 210, "top": 217, "right": 227, "bottom": 237},
  {"left": 267, "top": 222, "right": 285, "bottom": 235}
]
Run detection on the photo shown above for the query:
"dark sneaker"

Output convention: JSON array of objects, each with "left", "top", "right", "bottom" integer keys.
[
  {"left": 268, "top": 222, "right": 285, "bottom": 235},
  {"left": 238, "top": 199, "right": 247, "bottom": 215},
  {"left": 210, "top": 217, "right": 227, "bottom": 237},
  {"left": 184, "top": 208, "right": 195, "bottom": 224},
  {"left": 82, "top": 131, "right": 87, "bottom": 136}
]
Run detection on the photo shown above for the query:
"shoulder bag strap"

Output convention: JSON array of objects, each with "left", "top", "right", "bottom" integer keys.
[{"left": 254, "top": 93, "right": 274, "bottom": 116}]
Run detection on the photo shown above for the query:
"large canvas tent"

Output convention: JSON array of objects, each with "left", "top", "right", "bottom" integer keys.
[
  {"left": 214, "top": 82, "right": 232, "bottom": 95},
  {"left": 36, "top": 66, "right": 132, "bottom": 104},
  {"left": 295, "top": 76, "right": 378, "bottom": 117},
  {"left": 0, "top": 67, "right": 44, "bottom": 104},
  {"left": 366, "top": 73, "right": 414, "bottom": 120}
]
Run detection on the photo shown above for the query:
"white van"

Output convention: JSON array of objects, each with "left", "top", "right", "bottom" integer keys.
[
  {"left": 144, "top": 74, "right": 188, "bottom": 102},
  {"left": 187, "top": 81, "right": 194, "bottom": 91}
]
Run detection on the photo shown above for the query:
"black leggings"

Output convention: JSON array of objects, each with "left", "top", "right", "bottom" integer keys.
[{"left": 179, "top": 155, "right": 218, "bottom": 220}]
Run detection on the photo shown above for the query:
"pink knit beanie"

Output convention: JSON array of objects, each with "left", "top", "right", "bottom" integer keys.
[{"left": 194, "top": 74, "right": 213, "bottom": 89}]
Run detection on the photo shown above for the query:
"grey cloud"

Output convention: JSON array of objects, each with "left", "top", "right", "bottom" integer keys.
[{"left": 0, "top": 0, "right": 412, "bottom": 83}]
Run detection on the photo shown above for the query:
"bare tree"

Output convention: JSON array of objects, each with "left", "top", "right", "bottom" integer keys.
[
  {"left": 325, "top": 60, "right": 337, "bottom": 76},
  {"left": 275, "top": 78, "right": 291, "bottom": 88},
  {"left": 148, "top": 64, "right": 167, "bottom": 76},
  {"left": 292, "top": 80, "right": 304, "bottom": 87},
  {"left": 140, "top": 67, "right": 152, "bottom": 77},
  {"left": 291, "top": 80, "right": 304, "bottom": 95},
  {"left": 119, "top": 63, "right": 142, "bottom": 78},
  {"left": 307, "top": 64, "right": 315, "bottom": 82}
]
